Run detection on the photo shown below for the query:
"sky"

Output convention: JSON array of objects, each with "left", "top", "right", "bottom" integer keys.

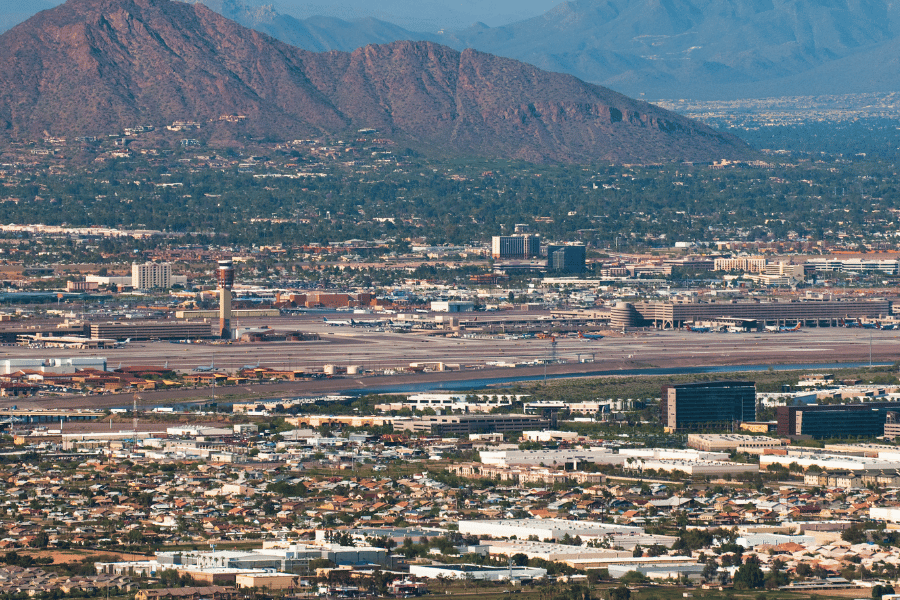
[{"left": 1, "top": 0, "right": 569, "bottom": 32}]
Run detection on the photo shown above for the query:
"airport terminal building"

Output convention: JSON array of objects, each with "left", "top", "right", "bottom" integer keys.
[{"left": 611, "top": 298, "right": 891, "bottom": 329}]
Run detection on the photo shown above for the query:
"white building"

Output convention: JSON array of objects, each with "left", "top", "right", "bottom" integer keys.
[
  {"left": 1, "top": 357, "right": 107, "bottom": 374},
  {"left": 131, "top": 261, "right": 186, "bottom": 289},
  {"left": 687, "top": 434, "right": 784, "bottom": 452},
  {"left": 374, "top": 393, "right": 527, "bottom": 414},
  {"left": 479, "top": 540, "right": 631, "bottom": 565},
  {"left": 430, "top": 301, "right": 475, "bottom": 312},
  {"left": 759, "top": 453, "right": 899, "bottom": 471},
  {"left": 618, "top": 448, "right": 730, "bottom": 461},
  {"left": 410, "top": 563, "right": 546, "bottom": 582},
  {"left": 870, "top": 507, "right": 900, "bottom": 523},
  {"left": 631, "top": 458, "right": 758, "bottom": 476},
  {"left": 458, "top": 519, "right": 642, "bottom": 541},
  {"left": 478, "top": 448, "right": 626, "bottom": 468}
]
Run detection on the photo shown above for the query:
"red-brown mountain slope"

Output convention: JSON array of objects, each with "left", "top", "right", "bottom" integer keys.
[{"left": 0, "top": 0, "right": 752, "bottom": 163}]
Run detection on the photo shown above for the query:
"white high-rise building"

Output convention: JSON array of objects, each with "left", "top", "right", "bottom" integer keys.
[{"left": 132, "top": 261, "right": 173, "bottom": 289}]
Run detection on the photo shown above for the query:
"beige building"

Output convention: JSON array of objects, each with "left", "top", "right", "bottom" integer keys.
[
  {"left": 234, "top": 573, "right": 297, "bottom": 590},
  {"left": 132, "top": 261, "right": 172, "bottom": 289},
  {"left": 714, "top": 257, "right": 767, "bottom": 273},
  {"left": 687, "top": 434, "right": 784, "bottom": 452}
]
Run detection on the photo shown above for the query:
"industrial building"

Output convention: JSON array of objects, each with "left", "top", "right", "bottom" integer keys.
[
  {"left": 491, "top": 235, "right": 540, "bottom": 259},
  {"left": 399, "top": 414, "right": 551, "bottom": 435},
  {"left": 611, "top": 298, "right": 891, "bottom": 329},
  {"left": 661, "top": 381, "right": 756, "bottom": 431},
  {"left": 777, "top": 402, "right": 900, "bottom": 438}
]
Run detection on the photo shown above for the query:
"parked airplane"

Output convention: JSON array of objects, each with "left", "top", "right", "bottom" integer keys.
[
  {"left": 194, "top": 361, "right": 216, "bottom": 371},
  {"left": 113, "top": 338, "right": 131, "bottom": 348},
  {"left": 323, "top": 317, "right": 352, "bottom": 326},
  {"left": 765, "top": 322, "right": 802, "bottom": 332},
  {"left": 578, "top": 332, "right": 605, "bottom": 340}
]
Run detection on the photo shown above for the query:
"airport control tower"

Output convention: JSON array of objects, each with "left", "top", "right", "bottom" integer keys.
[{"left": 217, "top": 259, "right": 235, "bottom": 339}]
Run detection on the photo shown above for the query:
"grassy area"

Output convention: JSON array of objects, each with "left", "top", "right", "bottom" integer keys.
[
  {"left": 497, "top": 364, "right": 900, "bottom": 404},
  {"left": 425, "top": 583, "right": 873, "bottom": 600}
]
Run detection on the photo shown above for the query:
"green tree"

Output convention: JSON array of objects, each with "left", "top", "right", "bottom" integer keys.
[
  {"left": 734, "top": 556, "right": 765, "bottom": 590},
  {"left": 609, "top": 587, "right": 630, "bottom": 600}
]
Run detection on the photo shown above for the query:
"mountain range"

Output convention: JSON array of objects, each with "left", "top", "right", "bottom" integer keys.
[
  {"left": 7, "top": 0, "right": 900, "bottom": 100},
  {"left": 0, "top": 0, "right": 750, "bottom": 164},
  {"left": 158, "top": 0, "right": 900, "bottom": 100}
]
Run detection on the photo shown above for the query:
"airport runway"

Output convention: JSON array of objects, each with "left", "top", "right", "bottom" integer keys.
[{"left": 0, "top": 316, "right": 897, "bottom": 409}]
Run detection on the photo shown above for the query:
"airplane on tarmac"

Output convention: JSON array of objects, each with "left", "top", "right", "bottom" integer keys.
[
  {"left": 194, "top": 361, "right": 216, "bottom": 372},
  {"left": 323, "top": 317, "right": 352, "bottom": 326},
  {"left": 113, "top": 338, "right": 131, "bottom": 348},
  {"left": 578, "top": 332, "right": 605, "bottom": 340},
  {"left": 765, "top": 322, "right": 801, "bottom": 333}
]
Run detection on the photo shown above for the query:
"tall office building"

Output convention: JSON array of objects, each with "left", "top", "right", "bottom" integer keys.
[
  {"left": 661, "top": 381, "right": 756, "bottom": 431},
  {"left": 132, "top": 261, "right": 172, "bottom": 289},
  {"left": 546, "top": 245, "right": 586, "bottom": 273},
  {"left": 778, "top": 402, "right": 900, "bottom": 438},
  {"left": 492, "top": 235, "right": 540, "bottom": 259}
]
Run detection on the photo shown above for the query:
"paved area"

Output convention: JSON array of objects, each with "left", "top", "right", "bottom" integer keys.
[{"left": 0, "top": 314, "right": 896, "bottom": 409}]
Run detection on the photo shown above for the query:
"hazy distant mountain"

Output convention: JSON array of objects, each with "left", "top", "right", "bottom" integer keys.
[
  {"left": 0, "top": 0, "right": 567, "bottom": 34},
  {"left": 440, "top": 0, "right": 900, "bottom": 99},
  {"left": 10, "top": 0, "right": 900, "bottom": 100},
  {"left": 190, "top": 0, "right": 900, "bottom": 100},
  {"left": 0, "top": 0, "right": 751, "bottom": 164},
  {"left": 244, "top": 0, "right": 567, "bottom": 31},
  {"left": 188, "top": 0, "right": 438, "bottom": 52}
]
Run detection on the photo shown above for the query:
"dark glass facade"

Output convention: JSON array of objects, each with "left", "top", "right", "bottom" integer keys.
[{"left": 662, "top": 381, "right": 756, "bottom": 430}]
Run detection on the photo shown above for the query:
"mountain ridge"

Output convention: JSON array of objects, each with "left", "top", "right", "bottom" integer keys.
[
  {"left": 0, "top": 0, "right": 752, "bottom": 164},
  {"left": 188, "top": 0, "right": 900, "bottom": 100}
]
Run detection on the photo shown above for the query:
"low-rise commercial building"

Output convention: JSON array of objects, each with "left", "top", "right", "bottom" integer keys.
[
  {"left": 409, "top": 563, "right": 546, "bottom": 582},
  {"left": 687, "top": 433, "right": 784, "bottom": 452},
  {"left": 479, "top": 448, "right": 624, "bottom": 468},
  {"left": 399, "top": 414, "right": 551, "bottom": 435},
  {"left": 458, "top": 519, "right": 642, "bottom": 542}
]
